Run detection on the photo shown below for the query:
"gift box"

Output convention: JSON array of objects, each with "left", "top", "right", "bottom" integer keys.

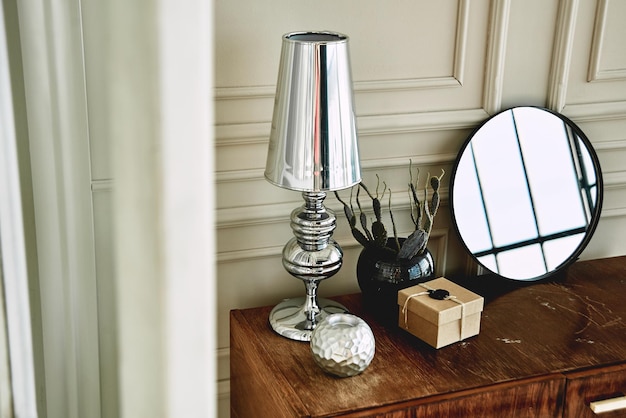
[{"left": 398, "top": 277, "right": 484, "bottom": 349}]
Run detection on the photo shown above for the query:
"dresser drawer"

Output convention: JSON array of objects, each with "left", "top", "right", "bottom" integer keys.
[
  {"left": 341, "top": 375, "right": 565, "bottom": 418},
  {"left": 564, "top": 363, "right": 626, "bottom": 418}
]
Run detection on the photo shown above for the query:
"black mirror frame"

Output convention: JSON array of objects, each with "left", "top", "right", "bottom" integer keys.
[{"left": 449, "top": 106, "right": 604, "bottom": 282}]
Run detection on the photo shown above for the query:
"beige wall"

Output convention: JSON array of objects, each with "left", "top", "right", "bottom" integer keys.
[{"left": 216, "top": 0, "right": 626, "bottom": 415}]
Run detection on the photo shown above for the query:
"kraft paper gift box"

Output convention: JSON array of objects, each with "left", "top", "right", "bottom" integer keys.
[{"left": 398, "top": 277, "right": 484, "bottom": 349}]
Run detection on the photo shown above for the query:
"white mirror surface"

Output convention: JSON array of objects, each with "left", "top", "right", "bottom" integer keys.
[{"left": 451, "top": 107, "right": 602, "bottom": 281}]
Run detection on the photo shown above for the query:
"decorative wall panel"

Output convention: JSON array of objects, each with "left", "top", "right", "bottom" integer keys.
[
  {"left": 213, "top": 1, "right": 626, "bottom": 414},
  {"left": 588, "top": 0, "right": 626, "bottom": 82},
  {"left": 563, "top": 0, "right": 626, "bottom": 107}
]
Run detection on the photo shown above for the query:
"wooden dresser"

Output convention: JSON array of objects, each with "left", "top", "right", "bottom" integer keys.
[{"left": 230, "top": 256, "right": 626, "bottom": 417}]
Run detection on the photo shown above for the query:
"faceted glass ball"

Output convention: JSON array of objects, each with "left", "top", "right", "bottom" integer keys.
[{"left": 309, "top": 313, "right": 375, "bottom": 377}]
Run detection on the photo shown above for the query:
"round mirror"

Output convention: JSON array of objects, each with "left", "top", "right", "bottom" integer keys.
[{"left": 450, "top": 107, "right": 603, "bottom": 281}]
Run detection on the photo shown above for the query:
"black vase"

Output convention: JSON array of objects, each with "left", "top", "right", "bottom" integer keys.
[{"left": 356, "top": 238, "right": 435, "bottom": 324}]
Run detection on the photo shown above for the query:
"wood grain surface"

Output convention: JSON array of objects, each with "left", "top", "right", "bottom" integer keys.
[{"left": 231, "top": 256, "right": 626, "bottom": 417}]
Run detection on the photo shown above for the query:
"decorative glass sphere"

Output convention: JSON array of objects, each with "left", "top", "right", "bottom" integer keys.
[{"left": 309, "top": 313, "right": 375, "bottom": 377}]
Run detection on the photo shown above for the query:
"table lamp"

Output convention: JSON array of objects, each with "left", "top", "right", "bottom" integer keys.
[{"left": 265, "top": 31, "right": 362, "bottom": 341}]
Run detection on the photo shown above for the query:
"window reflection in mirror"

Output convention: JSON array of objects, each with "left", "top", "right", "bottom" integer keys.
[{"left": 452, "top": 107, "right": 600, "bottom": 281}]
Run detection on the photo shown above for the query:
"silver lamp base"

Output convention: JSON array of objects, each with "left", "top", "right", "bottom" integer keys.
[
  {"left": 269, "top": 191, "right": 348, "bottom": 341},
  {"left": 269, "top": 297, "right": 348, "bottom": 342}
]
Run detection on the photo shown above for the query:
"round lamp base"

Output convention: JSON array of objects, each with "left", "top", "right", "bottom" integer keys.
[{"left": 269, "top": 297, "right": 348, "bottom": 341}]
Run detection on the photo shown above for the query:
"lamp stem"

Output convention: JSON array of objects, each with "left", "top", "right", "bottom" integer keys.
[
  {"left": 269, "top": 191, "right": 348, "bottom": 341},
  {"left": 303, "top": 279, "right": 321, "bottom": 330}
]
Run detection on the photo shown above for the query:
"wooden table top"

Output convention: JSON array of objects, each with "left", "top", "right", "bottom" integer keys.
[{"left": 230, "top": 256, "right": 626, "bottom": 417}]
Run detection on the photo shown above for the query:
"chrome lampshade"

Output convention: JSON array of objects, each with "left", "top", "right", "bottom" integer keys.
[
  {"left": 265, "top": 31, "right": 361, "bottom": 192},
  {"left": 265, "top": 31, "right": 361, "bottom": 341}
]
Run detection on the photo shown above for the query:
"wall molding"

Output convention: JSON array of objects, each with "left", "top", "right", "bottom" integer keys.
[
  {"left": 601, "top": 207, "right": 626, "bottom": 218},
  {"left": 588, "top": 0, "right": 608, "bottom": 82},
  {"left": 216, "top": 348, "right": 230, "bottom": 416},
  {"left": 217, "top": 135, "right": 626, "bottom": 227},
  {"left": 594, "top": 138, "right": 626, "bottom": 151},
  {"left": 217, "top": 187, "right": 450, "bottom": 229},
  {"left": 355, "top": 108, "right": 487, "bottom": 135},
  {"left": 562, "top": 101, "right": 626, "bottom": 121},
  {"left": 216, "top": 152, "right": 459, "bottom": 185},
  {"left": 215, "top": 0, "right": 506, "bottom": 147},
  {"left": 216, "top": 0, "right": 471, "bottom": 101},
  {"left": 215, "top": 107, "right": 488, "bottom": 148},
  {"left": 217, "top": 195, "right": 452, "bottom": 263},
  {"left": 603, "top": 170, "right": 626, "bottom": 190},
  {"left": 215, "top": 100, "right": 626, "bottom": 151},
  {"left": 588, "top": 0, "right": 626, "bottom": 82},
  {"left": 548, "top": 0, "right": 578, "bottom": 112},
  {"left": 216, "top": 134, "right": 626, "bottom": 186},
  {"left": 600, "top": 169, "right": 626, "bottom": 221},
  {"left": 214, "top": 76, "right": 467, "bottom": 102},
  {"left": 91, "top": 179, "right": 113, "bottom": 192},
  {"left": 482, "top": 0, "right": 511, "bottom": 114},
  {"left": 548, "top": 0, "right": 626, "bottom": 113},
  {"left": 218, "top": 227, "right": 450, "bottom": 272}
]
